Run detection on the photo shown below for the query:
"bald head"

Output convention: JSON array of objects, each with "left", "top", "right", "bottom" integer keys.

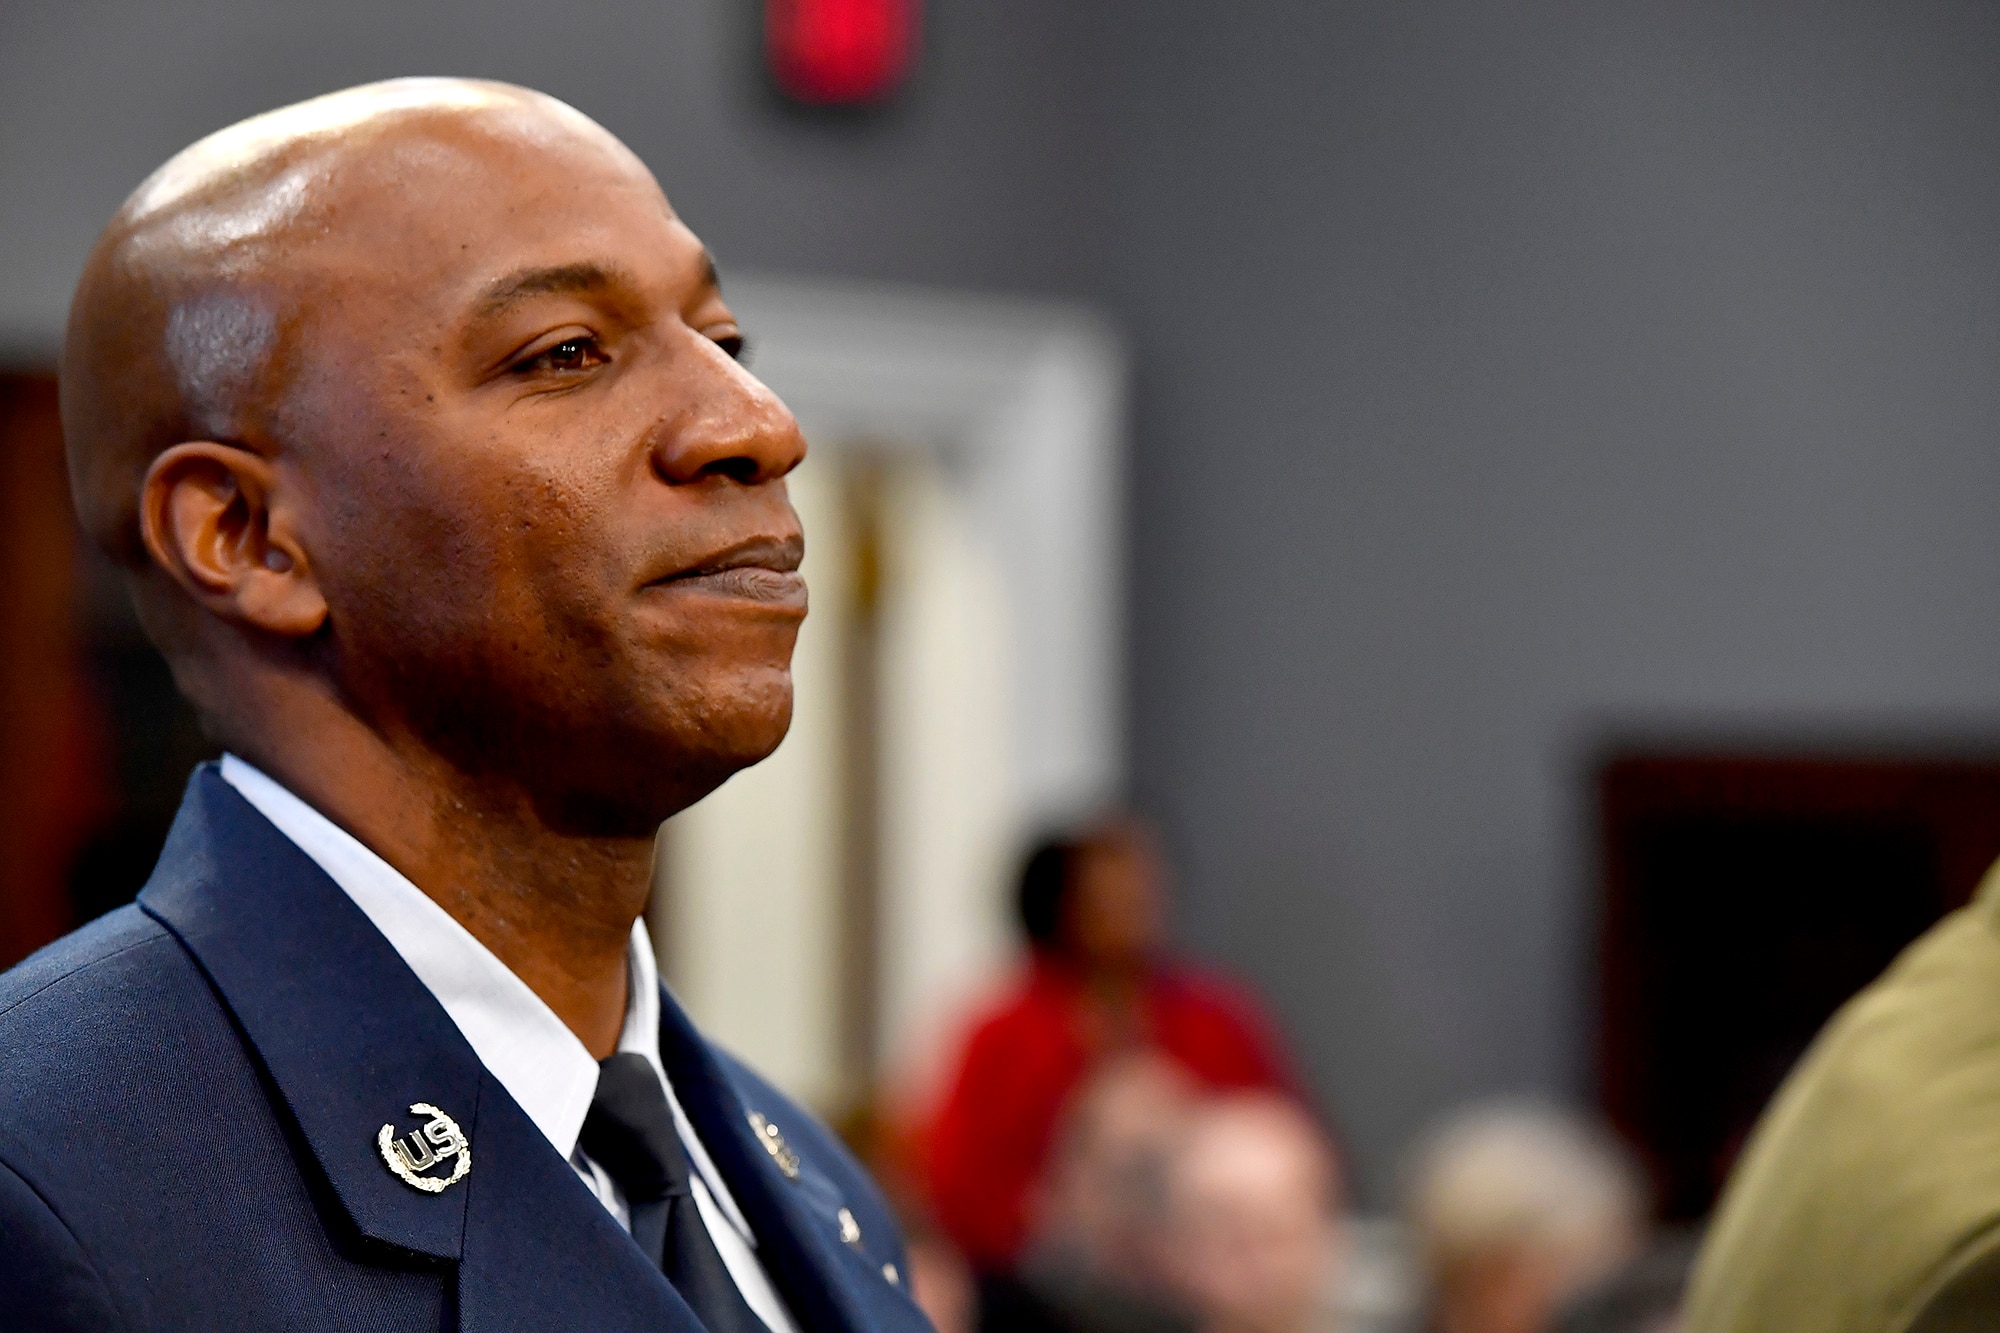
[
  {"left": 60, "top": 78, "right": 638, "bottom": 564},
  {"left": 1161, "top": 1096, "right": 1343, "bottom": 1333}
]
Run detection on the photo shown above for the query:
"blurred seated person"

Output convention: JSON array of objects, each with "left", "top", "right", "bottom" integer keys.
[
  {"left": 925, "top": 818, "right": 1304, "bottom": 1274},
  {"left": 988, "top": 1054, "right": 1202, "bottom": 1333},
  {"left": 1555, "top": 1229, "right": 1698, "bottom": 1333},
  {"left": 1406, "top": 1103, "right": 1646, "bottom": 1333},
  {"left": 906, "top": 1219, "right": 980, "bottom": 1333},
  {"left": 1158, "top": 1094, "right": 1347, "bottom": 1333}
]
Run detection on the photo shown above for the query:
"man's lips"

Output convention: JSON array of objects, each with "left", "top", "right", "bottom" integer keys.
[
  {"left": 667, "top": 566, "right": 806, "bottom": 603},
  {"left": 643, "top": 535, "right": 807, "bottom": 608}
]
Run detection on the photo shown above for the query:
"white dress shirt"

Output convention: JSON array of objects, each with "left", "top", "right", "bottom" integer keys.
[{"left": 220, "top": 755, "right": 797, "bottom": 1333}]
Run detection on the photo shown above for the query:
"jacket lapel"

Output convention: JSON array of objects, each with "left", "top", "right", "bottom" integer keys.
[
  {"left": 655, "top": 987, "right": 931, "bottom": 1333},
  {"left": 137, "top": 766, "right": 702, "bottom": 1331}
]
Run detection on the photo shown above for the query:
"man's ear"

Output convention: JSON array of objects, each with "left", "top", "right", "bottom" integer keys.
[{"left": 138, "top": 442, "right": 328, "bottom": 637}]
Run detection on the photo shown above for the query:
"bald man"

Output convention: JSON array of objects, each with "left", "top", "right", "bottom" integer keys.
[
  {"left": 1158, "top": 1096, "right": 1343, "bottom": 1333},
  {"left": 0, "top": 80, "right": 927, "bottom": 1332}
]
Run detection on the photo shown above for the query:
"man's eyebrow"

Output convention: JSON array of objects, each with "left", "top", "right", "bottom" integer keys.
[{"left": 473, "top": 261, "right": 630, "bottom": 317}]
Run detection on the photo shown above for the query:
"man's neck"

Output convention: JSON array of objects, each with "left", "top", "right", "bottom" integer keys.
[{"left": 230, "top": 701, "right": 654, "bottom": 1060}]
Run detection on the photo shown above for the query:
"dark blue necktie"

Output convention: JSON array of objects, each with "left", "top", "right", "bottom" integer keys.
[{"left": 581, "top": 1052, "right": 768, "bottom": 1333}]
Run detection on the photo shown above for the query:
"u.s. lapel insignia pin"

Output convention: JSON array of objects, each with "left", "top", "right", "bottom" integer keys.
[
  {"left": 378, "top": 1102, "right": 471, "bottom": 1193},
  {"left": 746, "top": 1109, "right": 801, "bottom": 1179}
]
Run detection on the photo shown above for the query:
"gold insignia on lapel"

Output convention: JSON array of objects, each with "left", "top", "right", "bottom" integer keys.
[
  {"left": 377, "top": 1102, "right": 471, "bottom": 1193},
  {"left": 746, "top": 1109, "right": 801, "bottom": 1179},
  {"left": 838, "top": 1206, "right": 863, "bottom": 1246}
]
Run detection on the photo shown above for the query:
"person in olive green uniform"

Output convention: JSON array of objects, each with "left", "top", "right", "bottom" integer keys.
[{"left": 1686, "top": 860, "right": 2000, "bottom": 1332}]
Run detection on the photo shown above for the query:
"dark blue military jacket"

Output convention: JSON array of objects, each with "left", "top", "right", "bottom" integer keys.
[{"left": 0, "top": 767, "right": 931, "bottom": 1331}]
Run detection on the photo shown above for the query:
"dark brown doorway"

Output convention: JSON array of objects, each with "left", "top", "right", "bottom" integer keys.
[
  {"left": 0, "top": 370, "right": 214, "bottom": 968},
  {"left": 1597, "top": 750, "right": 2000, "bottom": 1221},
  {"left": 0, "top": 372, "right": 90, "bottom": 965}
]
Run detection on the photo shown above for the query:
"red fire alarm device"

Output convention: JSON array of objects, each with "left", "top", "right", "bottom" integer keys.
[{"left": 764, "top": 0, "right": 921, "bottom": 107}]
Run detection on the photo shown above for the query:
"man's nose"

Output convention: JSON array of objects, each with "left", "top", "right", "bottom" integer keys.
[{"left": 648, "top": 348, "right": 807, "bottom": 487}]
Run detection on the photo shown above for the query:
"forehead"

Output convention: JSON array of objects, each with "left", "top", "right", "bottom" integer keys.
[
  {"left": 292, "top": 115, "right": 696, "bottom": 332},
  {"left": 1181, "top": 1126, "right": 1325, "bottom": 1200}
]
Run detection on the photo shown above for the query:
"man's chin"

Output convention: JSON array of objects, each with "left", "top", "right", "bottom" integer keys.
[
  {"left": 628, "top": 685, "right": 796, "bottom": 811},
  {"left": 534, "top": 738, "right": 778, "bottom": 837},
  {"left": 471, "top": 664, "right": 796, "bottom": 833},
  {"left": 683, "top": 706, "right": 796, "bottom": 786}
]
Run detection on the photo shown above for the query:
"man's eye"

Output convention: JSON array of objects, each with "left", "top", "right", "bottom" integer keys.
[{"left": 518, "top": 337, "right": 605, "bottom": 374}]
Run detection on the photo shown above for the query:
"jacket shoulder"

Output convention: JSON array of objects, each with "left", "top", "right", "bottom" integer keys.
[
  {"left": 1688, "top": 900, "right": 2000, "bottom": 1332},
  {"left": 0, "top": 906, "right": 180, "bottom": 1037},
  {"left": 0, "top": 907, "right": 213, "bottom": 1330},
  {"left": 0, "top": 1153, "right": 127, "bottom": 1331},
  {"left": 0, "top": 904, "right": 224, "bottom": 1171}
]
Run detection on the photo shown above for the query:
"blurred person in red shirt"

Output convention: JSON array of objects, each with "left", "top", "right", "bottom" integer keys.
[{"left": 924, "top": 817, "right": 1306, "bottom": 1275}]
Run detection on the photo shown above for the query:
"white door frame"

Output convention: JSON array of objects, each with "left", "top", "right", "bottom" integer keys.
[{"left": 656, "top": 275, "right": 1126, "bottom": 1107}]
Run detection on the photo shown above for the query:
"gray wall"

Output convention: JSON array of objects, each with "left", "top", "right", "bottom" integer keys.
[
  {"left": 8, "top": 0, "right": 2000, "bottom": 1205},
  {"left": 1099, "top": 1, "right": 2000, "bottom": 1200},
  {"left": 0, "top": 0, "right": 1102, "bottom": 348}
]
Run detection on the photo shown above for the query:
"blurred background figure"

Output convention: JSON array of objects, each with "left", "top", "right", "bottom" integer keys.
[
  {"left": 987, "top": 1053, "right": 1202, "bottom": 1332},
  {"left": 923, "top": 819, "right": 1307, "bottom": 1278},
  {"left": 1157, "top": 1094, "right": 1346, "bottom": 1333},
  {"left": 905, "top": 1220, "right": 981, "bottom": 1333},
  {"left": 1405, "top": 1103, "right": 1646, "bottom": 1333},
  {"left": 1552, "top": 1230, "right": 1698, "bottom": 1333}
]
